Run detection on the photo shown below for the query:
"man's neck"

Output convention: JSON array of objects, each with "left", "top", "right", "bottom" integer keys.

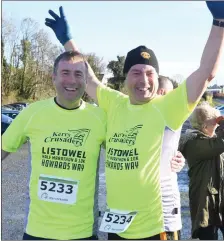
[{"left": 55, "top": 97, "right": 82, "bottom": 110}]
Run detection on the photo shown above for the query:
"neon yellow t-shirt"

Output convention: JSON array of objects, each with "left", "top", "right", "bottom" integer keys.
[
  {"left": 2, "top": 98, "right": 106, "bottom": 240},
  {"left": 97, "top": 80, "right": 198, "bottom": 239}
]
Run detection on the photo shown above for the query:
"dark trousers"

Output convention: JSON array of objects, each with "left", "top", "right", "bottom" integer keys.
[
  {"left": 23, "top": 233, "right": 98, "bottom": 240},
  {"left": 166, "top": 230, "right": 181, "bottom": 240},
  {"left": 195, "top": 226, "right": 224, "bottom": 240},
  {"left": 108, "top": 233, "right": 160, "bottom": 240}
]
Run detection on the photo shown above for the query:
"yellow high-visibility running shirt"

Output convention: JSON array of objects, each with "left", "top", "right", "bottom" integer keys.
[
  {"left": 97, "top": 80, "right": 198, "bottom": 239},
  {"left": 2, "top": 98, "right": 106, "bottom": 240}
]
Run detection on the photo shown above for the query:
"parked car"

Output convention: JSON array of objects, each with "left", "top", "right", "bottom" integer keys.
[
  {"left": 1, "top": 114, "right": 13, "bottom": 135},
  {"left": 1, "top": 108, "right": 20, "bottom": 119},
  {"left": 11, "top": 102, "right": 29, "bottom": 110},
  {"left": 2, "top": 102, "right": 28, "bottom": 111},
  {"left": 2, "top": 104, "right": 18, "bottom": 111},
  {"left": 12, "top": 102, "right": 29, "bottom": 107},
  {"left": 215, "top": 104, "right": 224, "bottom": 115}
]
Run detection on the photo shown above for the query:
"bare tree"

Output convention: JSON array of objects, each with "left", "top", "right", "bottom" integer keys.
[
  {"left": 2, "top": 16, "right": 107, "bottom": 103},
  {"left": 85, "top": 52, "right": 106, "bottom": 79},
  {"left": 1, "top": 16, "right": 19, "bottom": 95}
]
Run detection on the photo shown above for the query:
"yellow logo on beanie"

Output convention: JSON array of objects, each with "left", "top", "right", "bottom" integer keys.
[{"left": 141, "top": 52, "right": 150, "bottom": 59}]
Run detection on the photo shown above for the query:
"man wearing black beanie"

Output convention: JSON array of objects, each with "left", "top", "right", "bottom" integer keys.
[
  {"left": 121, "top": 45, "right": 160, "bottom": 105},
  {"left": 123, "top": 46, "right": 159, "bottom": 75},
  {"left": 46, "top": 1, "right": 224, "bottom": 240}
]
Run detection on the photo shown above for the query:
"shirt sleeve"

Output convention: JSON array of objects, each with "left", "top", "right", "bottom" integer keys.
[
  {"left": 183, "top": 137, "right": 224, "bottom": 162},
  {"left": 153, "top": 80, "right": 199, "bottom": 131},
  {"left": 97, "top": 85, "right": 127, "bottom": 114},
  {"left": 2, "top": 106, "right": 32, "bottom": 152}
]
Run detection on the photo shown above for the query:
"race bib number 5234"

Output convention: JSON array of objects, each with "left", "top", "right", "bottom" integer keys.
[
  {"left": 38, "top": 174, "right": 79, "bottom": 205},
  {"left": 99, "top": 209, "right": 137, "bottom": 233}
]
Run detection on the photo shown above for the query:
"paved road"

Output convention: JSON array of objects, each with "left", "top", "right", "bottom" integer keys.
[{"left": 2, "top": 143, "right": 29, "bottom": 240}]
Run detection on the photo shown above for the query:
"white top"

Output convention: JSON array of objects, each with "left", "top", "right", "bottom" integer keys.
[{"left": 160, "top": 126, "right": 182, "bottom": 232}]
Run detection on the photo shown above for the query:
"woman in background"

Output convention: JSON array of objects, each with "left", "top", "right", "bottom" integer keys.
[{"left": 179, "top": 102, "right": 224, "bottom": 240}]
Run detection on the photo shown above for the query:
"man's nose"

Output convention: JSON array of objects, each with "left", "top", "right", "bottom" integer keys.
[
  {"left": 67, "top": 74, "right": 77, "bottom": 84},
  {"left": 139, "top": 73, "right": 148, "bottom": 83}
]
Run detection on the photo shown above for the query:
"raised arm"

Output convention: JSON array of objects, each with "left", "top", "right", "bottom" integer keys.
[
  {"left": 182, "top": 137, "right": 224, "bottom": 161},
  {"left": 45, "top": 6, "right": 103, "bottom": 103},
  {"left": 186, "top": 1, "right": 224, "bottom": 104}
]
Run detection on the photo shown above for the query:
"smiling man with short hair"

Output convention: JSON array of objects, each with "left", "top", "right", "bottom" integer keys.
[{"left": 1, "top": 51, "right": 106, "bottom": 240}]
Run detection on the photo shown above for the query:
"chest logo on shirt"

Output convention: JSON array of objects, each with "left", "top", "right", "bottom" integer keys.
[
  {"left": 109, "top": 125, "right": 143, "bottom": 146},
  {"left": 44, "top": 129, "right": 90, "bottom": 147}
]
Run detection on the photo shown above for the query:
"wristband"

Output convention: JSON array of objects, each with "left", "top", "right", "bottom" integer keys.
[{"left": 213, "top": 19, "right": 224, "bottom": 28}]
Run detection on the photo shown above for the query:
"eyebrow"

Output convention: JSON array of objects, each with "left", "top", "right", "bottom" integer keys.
[
  {"left": 131, "top": 69, "right": 141, "bottom": 73},
  {"left": 131, "top": 69, "right": 154, "bottom": 73}
]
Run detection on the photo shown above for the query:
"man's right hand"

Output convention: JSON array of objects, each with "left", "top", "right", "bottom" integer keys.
[{"left": 45, "top": 6, "right": 72, "bottom": 46}]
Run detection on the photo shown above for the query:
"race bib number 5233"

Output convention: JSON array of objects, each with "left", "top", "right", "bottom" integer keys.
[
  {"left": 99, "top": 209, "right": 137, "bottom": 233},
  {"left": 38, "top": 174, "right": 79, "bottom": 205}
]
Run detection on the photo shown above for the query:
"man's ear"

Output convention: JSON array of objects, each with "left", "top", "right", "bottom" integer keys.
[
  {"left": 157, "top": 88, "right": 165, "bottom": 96},
  {"left": 52, "top": 73, "right": 56, "bottom": 84}
]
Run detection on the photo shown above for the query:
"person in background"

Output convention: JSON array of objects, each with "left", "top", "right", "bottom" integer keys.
[
  {"left": 1, "top": 51, "right": 106, "bottom": 240},
  {"left": 157, "top": 75, "right": 184, "bottom": 240},
  {"left": 179, "top": 102, "right": 224, "bottom": 240}
]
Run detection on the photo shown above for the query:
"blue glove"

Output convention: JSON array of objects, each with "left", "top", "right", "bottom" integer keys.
[
  {"left": 45, "top": 6, "right": 72, "bottom": 45},
  {"left": 206, "top": 1, "right": 224, "bottom": 19}
]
